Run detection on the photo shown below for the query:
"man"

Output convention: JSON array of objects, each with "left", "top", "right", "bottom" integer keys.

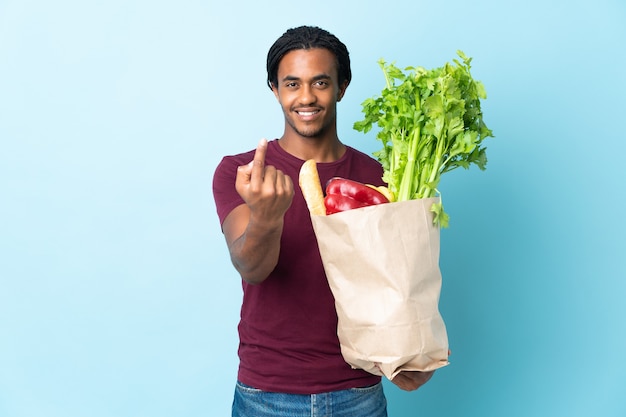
[{"left": 213, "top": 25, "right": 433, "bottom": 417}]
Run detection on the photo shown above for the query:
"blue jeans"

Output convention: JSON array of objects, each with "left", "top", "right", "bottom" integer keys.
[{"left": 232, "top": 381, "right": 388, "bottom": 417}]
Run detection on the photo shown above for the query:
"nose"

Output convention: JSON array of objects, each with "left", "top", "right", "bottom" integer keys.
[{"left": 298, "top": 84, "right": 316, "bottom": 105}]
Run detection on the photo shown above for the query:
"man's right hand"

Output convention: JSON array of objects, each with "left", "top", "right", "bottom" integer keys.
[
  {"left": 235, "top": 139, "right": 294, "bottom": 223},
  {"left": 223, "top": 138, "right": 294, "bottom": 284}
]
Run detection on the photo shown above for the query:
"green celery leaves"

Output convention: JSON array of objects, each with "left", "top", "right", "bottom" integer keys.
[{"left": 354, "top": 51, "right": 494, "bottom": 228}]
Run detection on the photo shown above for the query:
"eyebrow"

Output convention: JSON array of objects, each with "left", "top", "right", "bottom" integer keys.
[{"left": 281, "top": 73, "right": 331, "bottom": 83}]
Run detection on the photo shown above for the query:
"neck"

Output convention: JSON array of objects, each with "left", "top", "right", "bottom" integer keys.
[{"left": 277, "top": 134, "right": 346, "bottom": 163}]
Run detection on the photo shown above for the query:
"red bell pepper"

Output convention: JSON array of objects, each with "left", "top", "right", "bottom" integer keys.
[{"left": 324, "top": 178, "right": 390, "bottom": 214}]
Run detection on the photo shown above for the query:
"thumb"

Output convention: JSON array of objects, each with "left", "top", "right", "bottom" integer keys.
[{"left": 236, "top": 160, "right": 254, "bottom": 185}]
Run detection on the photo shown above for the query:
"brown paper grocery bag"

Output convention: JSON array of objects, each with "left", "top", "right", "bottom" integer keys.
[{"left": 311, "top": 197, "right": 449, "bottom": 380}]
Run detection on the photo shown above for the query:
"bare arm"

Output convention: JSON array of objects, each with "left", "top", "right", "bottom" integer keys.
[{"left": 222, "top": 139, "right": 294, "bottom": 284}]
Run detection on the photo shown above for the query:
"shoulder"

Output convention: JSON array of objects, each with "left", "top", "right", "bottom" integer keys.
[
  {"left": 212, "top": 147, "right": 257, "bottom": 225},
  {"left": 345, "top": 146, "right": 380, "bottom": 166},
  {"left": 215, "top": 148, "right": 256, "bottom": 174},
  {"left": 337, "top": 146, "right": 385, "bottom": 186},
  {"left": 344, "top": 146, "right": 383, "bottom": 174}
]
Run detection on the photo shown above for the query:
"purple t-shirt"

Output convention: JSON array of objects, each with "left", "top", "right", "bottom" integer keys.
[{"left": 212, "top": 139, "right": 384, "bottom": 394}]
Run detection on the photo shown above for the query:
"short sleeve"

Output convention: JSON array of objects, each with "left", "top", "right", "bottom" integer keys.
[{"left": 212, "top": 156, "right": 245, "bottom": 226}]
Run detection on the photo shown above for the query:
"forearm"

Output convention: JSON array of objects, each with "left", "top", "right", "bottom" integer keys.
[{"left": 228, "top": 216, "right": 284, "bottom": 284}]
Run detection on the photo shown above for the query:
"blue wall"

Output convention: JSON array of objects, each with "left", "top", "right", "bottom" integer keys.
[{"left": 1, "top": 1, "right": 624, "bottom": 416}]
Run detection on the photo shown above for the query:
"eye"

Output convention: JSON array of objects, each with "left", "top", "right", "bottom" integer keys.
[
  {"left": 314, "top": 80, "right": 329, "bottom": 88},
  {"left": 285, "top": 81, "right": 298, "bottom": 88}
]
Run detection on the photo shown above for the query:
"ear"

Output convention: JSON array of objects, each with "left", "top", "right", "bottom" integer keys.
[
  {"left": 271, "top": 83, "right": 280, "bottom": 100},
  {"left": 337, "top": 80, "right": 349, "bottom": 102}
]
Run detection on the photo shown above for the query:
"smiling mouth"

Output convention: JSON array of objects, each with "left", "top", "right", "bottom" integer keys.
[{"left": 295, "top": 108, "right": 321, "bottom": 117}]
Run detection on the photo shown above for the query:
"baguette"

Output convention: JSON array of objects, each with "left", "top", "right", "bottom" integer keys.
[{"left": 298, "top": 159, "right": 326, "bottom": 216}]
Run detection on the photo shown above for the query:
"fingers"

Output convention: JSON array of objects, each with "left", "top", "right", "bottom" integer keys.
[
  {"left": 281, "top": 171, "right": 295, "bottom": 195},
  {"left": 250, "top": 138, "right": 268, "bottom": 183},
  {"left": 236, "top": 161, "right": 254, "bottom": 191},
  {"left": 391, "top": 370, "right": 435, "bottom": 391},
  {"left": 235, "top": 138, "right": 268, "bottom": 187},
  {"left": 262, "top": 165, "right": 294, "bottom": 197},
  {"left": 235, "top": 139, "right": 294, "bottom": 206},
  {"left": 274, "top": 168, "right": 294, "bottom": 197}
]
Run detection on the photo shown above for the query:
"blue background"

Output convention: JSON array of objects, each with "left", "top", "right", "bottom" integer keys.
[{"left": 1, "top": 0, "right": 625, "bottom": 416}]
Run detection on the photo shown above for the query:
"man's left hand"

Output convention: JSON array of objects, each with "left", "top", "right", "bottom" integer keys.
[{"left": 389, "top": 370, "right": 434, "bottom": 391}]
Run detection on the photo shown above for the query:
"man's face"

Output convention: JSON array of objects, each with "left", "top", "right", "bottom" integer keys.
[{"left": 272, "top": 48, "right": 347, "bottom": 139}]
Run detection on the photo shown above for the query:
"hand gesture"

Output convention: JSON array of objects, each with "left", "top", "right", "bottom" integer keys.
[{"left": 235, "top": 139, "right": 294, "bottom": 224}]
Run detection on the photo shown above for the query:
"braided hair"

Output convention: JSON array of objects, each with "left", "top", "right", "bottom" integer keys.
[{"left": 266, "top": 26, "right": 351, "bottom": 90}]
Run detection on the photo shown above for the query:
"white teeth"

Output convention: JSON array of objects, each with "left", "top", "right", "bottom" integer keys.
[{"left": 298, "top": 111, "right": 317, "bottom": 116}]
